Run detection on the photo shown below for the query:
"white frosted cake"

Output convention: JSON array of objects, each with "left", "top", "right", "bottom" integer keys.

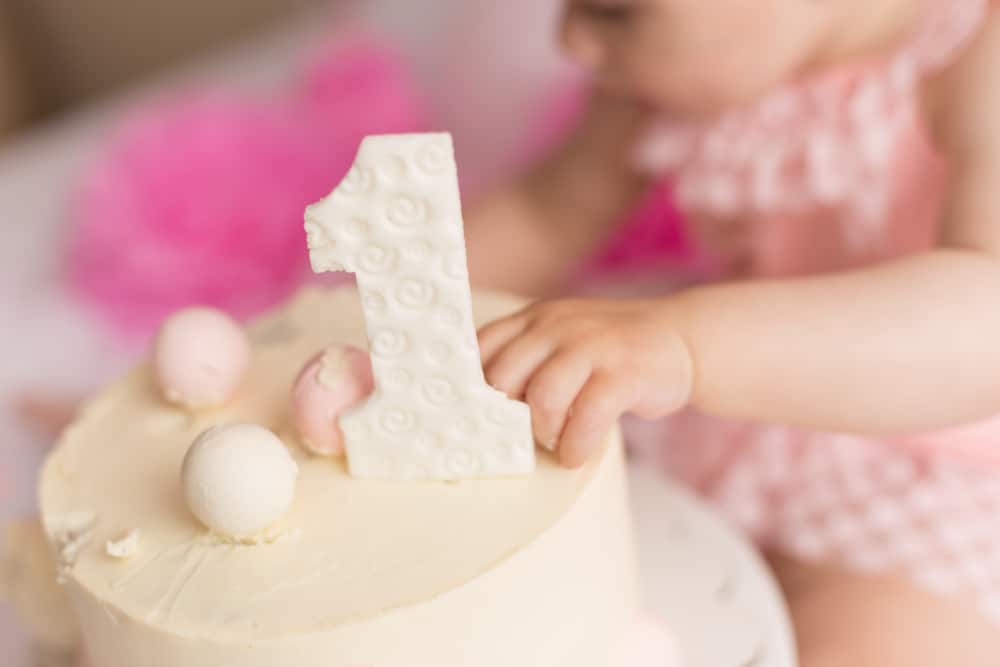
[
  {"left": 39, "top": 288, "right": 639, "bottom": 667},
  {"left": 30, "top": 133, "right": 655, "bottom": 666}
]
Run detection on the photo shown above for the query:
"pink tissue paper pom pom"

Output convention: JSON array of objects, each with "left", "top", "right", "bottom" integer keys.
[{"left": 67, "top": 34, "right": 426, "bottom": 340}]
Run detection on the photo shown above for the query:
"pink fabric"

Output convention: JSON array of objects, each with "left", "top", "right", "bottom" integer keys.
[
  {"left": 634, "top": 0, "right": 985, "bottom": 274},
  {"left": 588, "top": 182, "right": 697, "bottom": 274},
  {"left": 67, "top": 35, "right": 426, "bottom": 341},
  {"left": 621, "top": 0, "right": 1000, "bottom": 623},
  {"left": 520, "top": 80, "right": 697, "bottom": 282},
  {"left": 628, "top": 414, "right": 1000, "bottom": 624}
]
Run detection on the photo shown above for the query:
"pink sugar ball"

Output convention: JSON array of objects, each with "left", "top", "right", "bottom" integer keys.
[
  {"left": 153, "top": 307, "right": 250, "bottom": 409},
  {"left": 291, "top": 345, "right": 374, "bottom": 457}
]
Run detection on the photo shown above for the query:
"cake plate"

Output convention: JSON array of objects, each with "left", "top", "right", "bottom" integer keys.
[{"left": 629, "top": 464, "right": 797, "bottom": 667}]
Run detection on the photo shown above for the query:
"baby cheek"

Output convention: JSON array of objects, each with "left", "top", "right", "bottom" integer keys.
[{"left": 620, "top": 46, "right": 729, "bottom": 117}]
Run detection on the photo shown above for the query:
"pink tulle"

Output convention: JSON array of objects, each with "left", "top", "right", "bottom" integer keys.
[
  {"left": 66, "top": 29, "right": 695, "bottom": 340},
  {"left": 68, "top": 36, "right": 426, "bottom": 340}
]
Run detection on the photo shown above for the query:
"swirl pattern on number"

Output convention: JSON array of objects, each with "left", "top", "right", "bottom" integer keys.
[
  {"left": 493, "top": 441, "right": 515, "bottom": 462},
  {"left": 396, "top": 278, "right": 436, "bottom": 309},
  {"left": 404, "top": 239, "right": 433, "bottom": 261},
  {"left": 387, "top": 195, "right": 429, "bottom": 227},
  {"left": 415, "top": 141, "right": 449, "bottom": 174},
  {"left": 426, "top": 341, "right": 452, "bottom": 365},
  {"left": 380, "top": 409, "right": 418, "bottom": 435},
  {"left": 422, "top": 378, "right": 459, "bottom": 406},
  {"left": 358, "top": 244, "right": 397, "bottom": 274},
  {"left": 384, "top": 368, "right": 413, "bottom": 390},
  {"left": 446, "top": 448, "right": 483, "bottom": 477},
  {"left": 362, "top": 291, "right": 387, "bottom": 312},
  {"left": 412, "top": 433, "right": 441, "bottom": 455},
  {"left": 336, "top": 165, "right": 373, "bottom": 196},
  {"left": 344, "top": 218, "right": 369, "bottom": 238},
  {"left": 371, "top": 330, "right": 409, "bottom": 359},
  {"left": 486, "top": 404, "right": 513, "bottom": 426},
  {"left": 437, "top": 305, "right": 462, "bottom": 328},
  {"left": 451, "top": 416, "right": 478, "bottom": 438},
  {"left": 376, "top": 154, "right": 407, "bottom": 184}
]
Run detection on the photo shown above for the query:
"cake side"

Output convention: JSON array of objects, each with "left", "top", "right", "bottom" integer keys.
[
  {"left": 39, "top": 287, "right": 639, "bottom": 666},
  {"left": 68, "top": 433, "right": 637, "bottom": 667}
]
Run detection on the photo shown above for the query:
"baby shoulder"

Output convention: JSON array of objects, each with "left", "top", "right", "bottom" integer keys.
[{"left": 926, "top": 9, "right": 1000, "bottom": 162}]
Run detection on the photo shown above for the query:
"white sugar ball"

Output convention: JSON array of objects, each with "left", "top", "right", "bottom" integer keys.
[
  {"left": 182, "top": 424, "right": 298, "bottom": 539},
  {"left": 153, "top": 307, "right": 250, "bottom": 409}
]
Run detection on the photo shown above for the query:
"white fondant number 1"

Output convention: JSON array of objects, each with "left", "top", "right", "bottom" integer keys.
[{"left": 305, "top": 133, "right": 534, "bottom": 481}]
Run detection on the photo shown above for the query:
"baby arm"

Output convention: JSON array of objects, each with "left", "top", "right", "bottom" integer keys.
[
  {"left": 464, "top": 93, "right": 650, "bottom": 297},
  {"left": 479, "top": 14, "right": 1000, "bottom": 466}
]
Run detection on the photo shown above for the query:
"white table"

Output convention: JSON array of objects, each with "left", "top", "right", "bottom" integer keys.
[{"left": 0, "top": 9, "right": 796, "bottom": 666}]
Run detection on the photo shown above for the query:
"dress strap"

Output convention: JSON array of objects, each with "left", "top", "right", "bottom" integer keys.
[{"left": 904, "top": 0, "right": 988, "bottom": 72}]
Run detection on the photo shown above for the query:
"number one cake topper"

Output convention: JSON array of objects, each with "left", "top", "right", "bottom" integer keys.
[{"left": 304, "top": 133, "right": 535, "bottom": 481}]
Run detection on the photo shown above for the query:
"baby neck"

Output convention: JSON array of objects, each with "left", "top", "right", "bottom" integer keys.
[{"left": 812, "top": 0, "right": 924, "bottom": 70}]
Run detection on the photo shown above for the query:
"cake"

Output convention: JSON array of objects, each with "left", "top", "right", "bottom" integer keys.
[
  {"left": 23, "top": 134, "right": 668, "bottom": 666},
  {"left": 39, "top": 288, "right": 641, "bottom": 667}
]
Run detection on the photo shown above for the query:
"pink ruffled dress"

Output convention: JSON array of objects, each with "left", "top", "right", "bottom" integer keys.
[{"left": 625, "top": 0, "right": 1000, "bottom": 624}]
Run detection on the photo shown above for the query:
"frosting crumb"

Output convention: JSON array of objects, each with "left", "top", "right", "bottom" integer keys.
[
  {"left": 209, "top": 526, "right": 302, "bottom": 547},
  {"left": 49, "top": 511, "right": 98, "bottom": 583},
  {"left": 106, "top": 529, "right": 141, "bottom": 559}
]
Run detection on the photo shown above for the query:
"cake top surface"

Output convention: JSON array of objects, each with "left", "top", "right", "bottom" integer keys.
[{"left": 40, "top": 288, "right": 605, "bottom": 640}]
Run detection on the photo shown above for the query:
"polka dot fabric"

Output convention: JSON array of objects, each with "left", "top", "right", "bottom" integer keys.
[
  {"left": 633, "top": 0, "right": 987, "bottom": 260},
  {"left": 627, "top": 413, "right": 1000, "bottom": 625},
  {"left": 617, "top": 0, "right": 1000, "bottom": 627}
]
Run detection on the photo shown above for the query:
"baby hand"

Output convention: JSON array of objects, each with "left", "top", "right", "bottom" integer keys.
[{"left": 478, "top": 298, "right": 693, "bottom": 467}]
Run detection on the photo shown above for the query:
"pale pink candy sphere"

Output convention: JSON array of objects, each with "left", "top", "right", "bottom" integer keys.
[
  {"left": 615, "top": 613, "right": 681, "bottom": 666},
  {"left": 291, "top": 345, "right": 374, "bottom": 456},
  {"left": 152, "top": 307, "right": 250, "bottom": 409}
]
